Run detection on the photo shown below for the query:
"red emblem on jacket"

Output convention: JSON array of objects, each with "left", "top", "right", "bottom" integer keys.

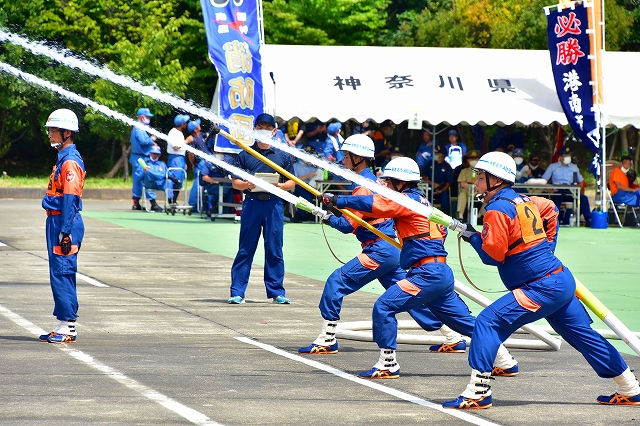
[{"left": 65, "top": 170, "right": 76, "bottom": 183}]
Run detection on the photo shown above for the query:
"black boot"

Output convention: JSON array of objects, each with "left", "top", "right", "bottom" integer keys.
[
  {"left": 149, "top": 199, "right": 164, "bottom": 213},
  {"left": 132, "top": 198, "right": 142, "bottom": 211},
  {"left": 172, "top": 190, "right": 180, "bottom": 205}
]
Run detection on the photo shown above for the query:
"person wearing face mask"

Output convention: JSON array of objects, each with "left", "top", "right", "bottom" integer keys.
[
  {"left": 541, "top": 147, "right": 584, "bottom": 226},
  {"left": 372, "top": 119, "right": 396, "bottom": 168},
  {"left": 134, "top": 145, "right": 168, "bottom": 213},
  {"left": 420, "top": 145, "right": 453, "bottom": 215},
  {"left": 456, "top": 150, "right": 482, "bottom": 221},
  {"left": 520, "top": 154, "right": 546, "bottom": 180},
  {"left": 512, "top": 148, "right": 527, "bottom": 184},
  {"left": 40, "top": 109, "right": 86, "bottom": 343},
  {"left": 129, "top": 107, "right": 157, "bottom": 210},
  {"left": 610, "top": 156, "right": 640, "bottom": 209},
  {"left": 445, "top": 129, "right": 467, "bottom": 170}
]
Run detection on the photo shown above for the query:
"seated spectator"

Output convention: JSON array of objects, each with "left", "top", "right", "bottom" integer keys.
[
  {"left": 324, "top": 122, "right": 344, "bottom": 164},
  {"left": 186, "top": 119, "right": 212, "bottom": 210},
  {"left": 372, "top": 119, "right": 395, "bottom": 168},
  {"left": 200, "top": 153, "right": 235, "bottom": 217},
  {"left": 352, "top": 119, "right": 373, "bottom": 137},
  {"left": 277, "top": 117, "right": 304, "bottom": 147},
  {"left": 609, "top": 155, "right": 640, "bottom": 208},
  {"left": 456, "top": 150, "right": 481, "bottom": 221},
  {"left": 305, "top": 119, "right": 327, "bottom": 153},
  {"left": 420, "top": 145, "right": 453, "bottom": 215},
  {"left": 541, "top": 147, "right": 590, "bottom": 226},
  {"left": 415, "top": 128, "right": 435, "bottom": 170},
  {"left": 381, "top": 146, "right": 404, "bottom": 169},
  {"left": 520, "top": 153, "right": 546, "bottom": 180},
  {"left": 134, "top": 145, "right": 170, "bottom": 212},
  {"left": 512, "top": 148, "right": 527, "bottom": 184},
  {"left": 445, "top": 129, "right": 467, "bottom": 169}
]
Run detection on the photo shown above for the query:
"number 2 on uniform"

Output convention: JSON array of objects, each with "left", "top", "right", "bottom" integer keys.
[{"left": 516, "top": 203, "right": 545, "bottom": 243}]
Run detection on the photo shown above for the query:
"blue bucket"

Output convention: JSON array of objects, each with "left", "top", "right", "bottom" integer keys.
[{"left": 590, "top": 210, "right": 608, "bottom": 229}]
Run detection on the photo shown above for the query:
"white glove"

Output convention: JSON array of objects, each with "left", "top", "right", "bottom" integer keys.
[{"left": 311, "top": 206, "right": 328, "bottom": 218}]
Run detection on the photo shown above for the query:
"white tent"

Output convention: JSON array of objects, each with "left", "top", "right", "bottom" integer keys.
[{"left": 260, "top": 44, "right": 640, "bottom": 128}]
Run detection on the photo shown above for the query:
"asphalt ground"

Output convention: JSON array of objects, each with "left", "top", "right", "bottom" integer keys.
[{"left": 0, "top": 199, "right": 638, "bottom": 425}]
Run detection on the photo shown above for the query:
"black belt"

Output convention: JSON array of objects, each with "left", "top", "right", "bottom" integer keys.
[{"left": 247, "top": 193, "right": 272, "bottom": 201}]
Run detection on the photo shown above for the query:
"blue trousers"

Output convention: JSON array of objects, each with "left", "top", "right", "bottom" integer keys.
[
  {"left": 612, "top": 190, "right": 640, "bottom": 207},
  {"left": 468, "top": 267, "right": 628, "bottom": 377},
  {"left": 319, "top": 240, "right": 443, "bottom": 332},
  {"left": 130, "top": 154, "right": 155, "bottom": 200},
  {"left": 373, "top": 261, "right": 475, "bottom": 349},
  {"left": 230, "top": 197, "right": 286, "bottom": 299},
  {"left": 189, "top": 161, "right": 204, "bottom": 208},
  {"left": 45, "top": 213, "right": 84, "bottom": 321},
  {"left": 167, "top": 155, "right": 186, "bottom": 194}
]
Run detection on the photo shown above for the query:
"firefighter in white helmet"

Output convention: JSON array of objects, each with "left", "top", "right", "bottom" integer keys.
[
  {"left": 445, "top": 151, "right": 640, "bottom": 409},
  {"left": 301, "top": 135, "right": 466, "bottom": 358},
  {"left": 40, "top": 109, "right": 86, "bottom": 343},
  {"left": 317, "top": 156, "right": 517, "bottom": 379}
]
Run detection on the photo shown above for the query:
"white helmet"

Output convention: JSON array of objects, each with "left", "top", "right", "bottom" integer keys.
[
  {"left": 381, "top": 157, "right": 421, "bottom": 182},
  {"left": 474, "top": 151, "right": 516, "bottom": 183},
  {"left": 45, "top": 109, "right": 79, "bottom": 132},
  {"left": 340, "top": 134, "right": 375, "bottom": 159}
]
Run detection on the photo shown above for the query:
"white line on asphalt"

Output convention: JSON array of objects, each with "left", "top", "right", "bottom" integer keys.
[
  {"left": 0, "top": 242, "right": 6, "bottom": 246},
  {"left": 0, "top": 304, "right": 223, "bottom": 426},
  {"left": 236, "top": 337, "right": 500, "bottom": 426},
  {"left": 76, "top": 272, "right": 109, "bottom": 287}
]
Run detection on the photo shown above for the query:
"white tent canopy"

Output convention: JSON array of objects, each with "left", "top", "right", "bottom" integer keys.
[{"left": 260, "top": 44, "right": 640, "bottom": 128}]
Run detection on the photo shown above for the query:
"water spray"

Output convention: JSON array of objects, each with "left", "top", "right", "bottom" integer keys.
[{"left": 0, "top": 61, "right": 301, "bottom": 206}]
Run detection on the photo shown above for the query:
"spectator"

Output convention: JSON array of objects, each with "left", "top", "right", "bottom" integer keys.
[
  {"left": 324, "top": 122, "right": 344, "bottom": 164},
  {"left": 421, "top": 145, "right": 453, "bottom": 215},
  {"left": 512, "top": 148, "right": 527, "bottom": 184},
  {"left": 520, "top": 153, "right": 546, "bottom": 180},
  {"left": 456, "top": 150, "right": 481, "bottom": 221},
  {"left": 186, "top": 119, "right": 212, "bottom": 210},
  {"left": 445, "top": 129, "right": 467, "bottom": 169},
  {"left": 200, "top": 152, "right": 235, "bottom": 217},
  {"left": 167, "top": 114, "right": 190, "bottom": 205},
  {"left": 415, "top": 128, "right": 435, "bottom": 170},
  {"left": 134, "top": 145, "right": 169, "bottom": 212},
  {"left": 609, "top": 155, "right": 640, "bottom": 208},
  {"left": 129, "top": 107, "right": 157, "bottom": 210},
  {"left": 277, "top": 117, "right": 305, "bottom": 147},
  {"left": 352, "top": 119, "right": 373, "bottom": 137},
  {"left": 291, "top": 145, "right": 322, "bottom": 223},
  {"left": 571, "top": 156, "right": 593, "bottom": 226},
  {"left": 229, "top": 113, "right": 295, "bottom": 305},
  {"left": 305, "top": 119, "right": 327, "bottom": 153},
  {"left": 541, "top": 147, "right": 590, "bottom": 226},
  {"left": 381, "top": 146, "right": 404, "bottom": 170},
  {"left": 372, "top": 119, "right": 395, "bottom": 168},
  {"left": 451, "top": 155, "right": 468, "bottom": 198}
]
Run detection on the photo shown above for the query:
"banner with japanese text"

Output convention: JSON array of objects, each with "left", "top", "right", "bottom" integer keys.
[
  {"left": 546, "top": 2, "right": 599, "bottom": 154},
  {"left": 201, "top": 0, "right": 264, "bottom": 153}
]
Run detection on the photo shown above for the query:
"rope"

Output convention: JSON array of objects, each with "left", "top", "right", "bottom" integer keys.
[
  {"left": 322, "top": 222, "right": 346, "bottom": 265},
  {"left": 457, "top": 235, "right": 507, "bottom": 294}
]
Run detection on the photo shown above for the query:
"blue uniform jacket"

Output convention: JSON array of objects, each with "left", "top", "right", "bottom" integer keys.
[
  {"left": 42, "top": 145, "right": 85, "bottom": 235},
  {"left": 233, "top": 146, "right": 295, "bottom": 198},
  {"left": 336, "top": 187, "right": 448, "bottom": 270},
  {"left": 469, "top": 187, "right": 562, "bottom": 290},
  {"left": 326, "top": 168, "right": 396, "bottom": 243},
  {"left": 130, "top": 126, "right": 155, "bottom": 156}
]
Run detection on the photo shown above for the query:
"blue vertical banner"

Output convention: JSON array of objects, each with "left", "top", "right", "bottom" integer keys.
[
  {"left": 546, "top": 2, "right": 599, "bottom": 154},
  {"left": 201, "top": 0, "right": 264, "bottom": 153}
]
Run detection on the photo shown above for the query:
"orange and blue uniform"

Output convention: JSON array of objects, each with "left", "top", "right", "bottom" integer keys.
[
  {"left": 42, "top": 144, "right": 86, "bottom": 322},
  {"left": 335, "top": 187, "right": 476, "bottom": 350},
  {"left": 467, "top": 187, "right": 628, "bottom": 378},
  {"left": 320, "top": 169, "right": 443, "bottom": 332}
]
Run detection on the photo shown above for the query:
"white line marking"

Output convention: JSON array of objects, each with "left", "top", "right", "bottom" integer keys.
[
  {"left": 0, "top": 304, "right": 223, "bottom": 426},
  {"left": 236, "top": 337, "right": 500, "bottom": 426},
  {"left": 0, "top": 242, "right": 6, "bottom": 247},
  {"left": 76, "top": 272, "right": 109, "bottom": 287}
]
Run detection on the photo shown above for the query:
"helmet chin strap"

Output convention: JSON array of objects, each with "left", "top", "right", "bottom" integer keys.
[
  {"left": 388, "top": 178, "right": 406, "bottom": 192},
  {"left": 348, "top": 152, "right": 365, "bottom": 170},
  {"left": 475, "top": 171, "right": 503, "bottom": 202},
  {"left": 51, "top": 129, "right": 69, "bottom": 150}
]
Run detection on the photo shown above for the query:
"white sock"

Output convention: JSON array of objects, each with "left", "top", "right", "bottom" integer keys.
[
  {"left": 438, "top": 324, "right": 463, "bottom": 344},
  {"left": 613, "top": 368, "right": 640, "bottom": 396},
  {"left": 493, "top": 344, "right": 517, "bottom": 369},
  {"left": 461, "top": 369, "right": 493, "bottom": 399},
  {"left": 56, "top": 320, "right": 77, "bottom": 336},
  {"left": 312, "top": 320, "right": 337, "bottom": 346},
  {"left": 373, "top": 349, "right": 399, "bottom": 372}
]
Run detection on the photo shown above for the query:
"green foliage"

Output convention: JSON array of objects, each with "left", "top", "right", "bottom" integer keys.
[{"left": 263, "top": 0, "right": 390, "bottom": 46}]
